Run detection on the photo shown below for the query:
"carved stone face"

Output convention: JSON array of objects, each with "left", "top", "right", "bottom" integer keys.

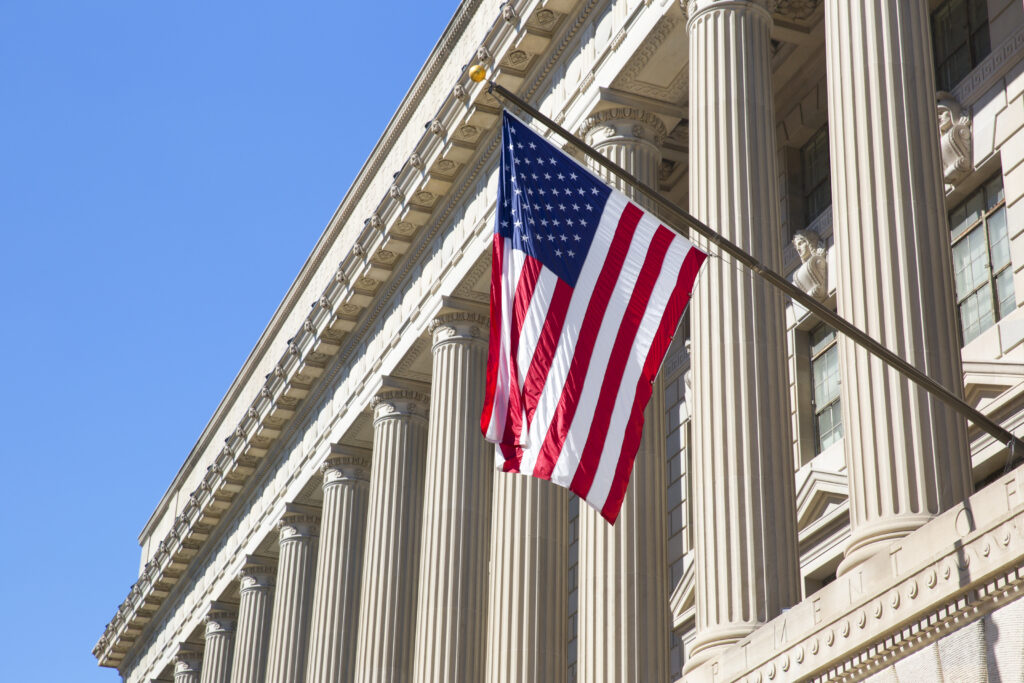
[{"left": 793, "top": 234, "right": 810, "bottom": 260}]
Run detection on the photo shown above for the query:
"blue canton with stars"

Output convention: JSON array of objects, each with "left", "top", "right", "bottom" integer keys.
[{"left": 496, "top": 111, "right": 612, "bottom": 288}]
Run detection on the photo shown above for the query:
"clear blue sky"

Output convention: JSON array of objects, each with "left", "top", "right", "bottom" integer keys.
[{"left": 0, "top": 2, "right": 461, "bottom": 679}]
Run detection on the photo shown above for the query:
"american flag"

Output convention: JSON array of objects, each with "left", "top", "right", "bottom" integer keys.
[{"left": 481, "top": 111, "right": 707, "bottom": 523}]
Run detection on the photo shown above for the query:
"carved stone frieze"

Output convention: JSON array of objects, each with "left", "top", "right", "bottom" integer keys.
[
  {"left": 579, "top": 107, "right": 668, "bottom": 146},
  {"left": 937, "top": 95, "right": 973, "bottom": 190}
]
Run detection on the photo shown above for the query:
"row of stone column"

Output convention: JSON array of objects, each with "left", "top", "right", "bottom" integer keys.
[{"left": 682, "top": 0, "right": 973, "bottom": 671}]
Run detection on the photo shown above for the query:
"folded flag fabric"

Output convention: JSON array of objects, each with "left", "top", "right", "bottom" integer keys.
[{"left": 481, "top": 111, "right": 708, "bottom": 523}]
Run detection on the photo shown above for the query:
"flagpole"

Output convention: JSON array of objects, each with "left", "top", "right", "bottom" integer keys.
[{"left": 484, "top": 77, "right": 1024, "bottom": 466}]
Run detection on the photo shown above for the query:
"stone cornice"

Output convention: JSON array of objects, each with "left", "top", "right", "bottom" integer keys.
[{"left": 96, "top": 0, "right": 607, "bottom": 672}]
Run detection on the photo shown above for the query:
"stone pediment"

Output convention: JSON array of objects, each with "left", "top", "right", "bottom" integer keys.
[
  {"left": 795, "top": 467, "right": 848, "bottom": 532},
  {"left": 669, "top": 555, "right": 695, "bottom": 629},
  {"left": 962, "top": 360, "right": 1024, "bottom": 411}
]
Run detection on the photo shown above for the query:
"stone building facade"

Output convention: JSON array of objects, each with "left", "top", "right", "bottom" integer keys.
[{"left": 93, "top": 0, "right": 1024, "bottom": 681}]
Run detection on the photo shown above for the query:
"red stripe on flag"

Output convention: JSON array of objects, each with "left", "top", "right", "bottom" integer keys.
[
  {"left": 520, "top": 277, "right": 573, "bottom": 430},
  {"left": 600, "top": 245, "right": 708, "bottom": 523},
  {"left": 570, "top": 225, "right": 674, "bottom": 498},
  {"left": 481, "top": 233, "right": 505, "bottom": 436},
  {"left": 532, "top": 203, "right": 644, "bottom": 480},
  {"left": 499, "top": 254, "right": 543, "bottom": 471}
]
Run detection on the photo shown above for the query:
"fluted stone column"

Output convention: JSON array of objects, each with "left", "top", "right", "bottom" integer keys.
[
  {"left": 174, "top": 645, "right": 202, "bottom": 683},
  {"left": 200, "top": 603, "right": 236, "bottom": 683},
  {"left": 354, "top": 381, "right": 430, "bottom": 683},
  {"left": 574, "top": 108, "right": 672, "bottom": 683},
  {"left": 229, "top": 556, "right": 275, "bottom": 683},
  {"left": 412, "top": 308, "right": 492, "bottom": 683},
  {"left": 485, "top": 474, "right": 568, "bottom": 682},
  {"left": 685, "top": 0, "right": 801, "bottom": 669},
  {"left": 824, "top": 0, "right": 972, "bottom": 575},
  {"left": 305, "top": 444, "right": 372, "bottom": 683},
  {"left": 265, "top": 503, "right": 320, "bottom": 683}
]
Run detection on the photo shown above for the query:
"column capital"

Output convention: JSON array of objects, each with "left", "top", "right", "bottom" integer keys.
[
  {"left": 174, "top": 643, "right": 202, "bottom": 675},
  {"left": 429, "top": 312, "right": 488, "bottom": 349},
  {"left": 279, "top": 503, "right": 320, "bottom": 541},
  {"left": 578, "top": 107, "right": 667, "bottom": 147},
  {"left": 682, "top": 0, "right": 778, "bottom": 22},
  {"left": 372, "top": 388, "right": 430, "bottom": 423},
  {"left": 320, "top": 443, "right": 372, "bottom": 485},
  {"left": 204, "top": 601, "right": 237, "bottom": 637},
  {"left": 239, "top": 554, "right": 277, "bottom": 591}
]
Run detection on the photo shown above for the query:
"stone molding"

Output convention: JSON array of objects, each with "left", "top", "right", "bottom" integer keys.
[
  {"left": 685, "top": 469, "right": 1024, "bottom": 682},
  {"left": 952, "top": 23, "right": 1024, "bottom": 107},
  {"left": 579, "top": 107, "right": 667, "bottom": 147}
]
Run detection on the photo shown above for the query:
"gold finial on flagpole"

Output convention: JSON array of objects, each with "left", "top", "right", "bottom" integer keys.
[{"left": 468, "top": 64, "right": 487, "bottom": 82}]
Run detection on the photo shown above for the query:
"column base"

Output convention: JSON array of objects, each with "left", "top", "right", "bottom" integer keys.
[
  {"left": 684, "top": 624, "right": 759, "bottom": 674},
  {"left": 837, "top": 514, "right": 935, "bottom": 577}
]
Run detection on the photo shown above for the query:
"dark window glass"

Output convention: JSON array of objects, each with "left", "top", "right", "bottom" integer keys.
[
  {"left": 932, "top": 0, "right": 991, "bottom": 91},
  {"left": 802, "top": 126, "right": 831, "bottom": 225}
]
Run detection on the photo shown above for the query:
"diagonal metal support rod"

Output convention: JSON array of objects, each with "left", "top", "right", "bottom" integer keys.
[{"left": 488, "top": 80, "right": 1024, "bottom": 469}]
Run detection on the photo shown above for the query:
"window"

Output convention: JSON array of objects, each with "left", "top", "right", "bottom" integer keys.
[
  {"left": 932, "top": 0, "right": 991, "bottom": 91},
  {"left": 802, "top": 126, "right": 831, "bottom": 226},
  {"left": 810, "top": 325, "right": 842, "bottom": 454},
  {"left": 950, "top": 176, "right": 1015, "bottom": 345}
]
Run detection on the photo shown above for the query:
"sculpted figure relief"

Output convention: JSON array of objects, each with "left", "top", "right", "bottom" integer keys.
[{"left": 792, "top": 229, "right": 828, "bottom": 301}]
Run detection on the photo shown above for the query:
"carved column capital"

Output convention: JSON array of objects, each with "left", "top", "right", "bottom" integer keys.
[
  {"left": 682, "top": 0, "right": 779, "bottom": 22},
  {"left": 579, "top": 107, "right": 667, "bottom": 147},
  {"left": 278, "top": 503, "right": 320, "bottom": 541},
  {"left": 372, "top": 389, "right": 430, "bottom": 423},
  {"left": 429, "top": 311, "right": 489, "bottom": 349},
  {"left": 239, "top": 555, "right": 277, "bottom": 591},
  {"left": 204, "top": 602, "right": 237, "bottom": 637},
  {"left": 174, "top": 644, "right": 202, "bottom": 678},
  {"left": 320, "top": 443, "right": 372, "bottom": 485}
]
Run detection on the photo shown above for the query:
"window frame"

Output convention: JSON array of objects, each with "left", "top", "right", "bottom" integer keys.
[
  {"left": 949, "top": 175, "right": 1014, "bottom": 346},
  {"left": 809, "top": 324, "right": 842, "bottom": 456}
]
